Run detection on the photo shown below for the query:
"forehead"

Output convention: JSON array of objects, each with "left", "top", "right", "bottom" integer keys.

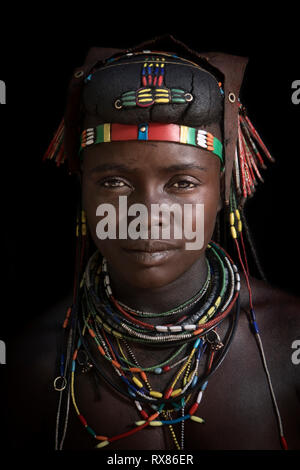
[{"left": 82, "top": 140, "right": 221, "bottom": 174}]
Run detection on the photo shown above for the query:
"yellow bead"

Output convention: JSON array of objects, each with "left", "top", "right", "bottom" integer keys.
[
  {"left": 231, "top": 226, "right": 237, "bottom": 239},
  {"left": 207, "top": 306, "right": 215, "bottom": 316},
  {"left": 235, "top": 209, "right": 241, "bottom": 220},
  {"left": 229, "top": 212, "right": 235, "bottom": 226},
  {"left": 190, "top": 416, "right": 205, "bottom": 424},
  {"left": 112, "top": 330, "right": 122, "bottom": 339},
  {"left": 149, "top": 421, "right": 163, "bottom": 427},
  {"left": 95, "top": 440, "right": 109, "bottom": 449},
  {"left": 155, "top": 98, "right": 170, "bottom": 103},
  {"left": 135, "top": 420, "right": 146, "bottom": 426},
  {"left": 215, "top": 296, "right": 222, "bottom": 308},
  {"left": 103, "top": 323, "right": 112, "bottom": 333},
  {"left": 238, "top": 220, "right": 242, "bottom": 232},
  {"left": 150, "top": 390, "right": 163, "bottom": 398},
  {"left": 171, "top": 388, "right": 182, "bottom": 397},
  {"left": 132, "top": 376, "right": 143, "bottom": 388}
]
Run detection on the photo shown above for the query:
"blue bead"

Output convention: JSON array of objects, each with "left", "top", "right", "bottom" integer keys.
[
  {"left": 154, "top": 367, "right": 162, "bottom": 375},
  {"left": 128, "top": 388, "right": 136, "bottom": 398},
  {"left": 138, "top": 123, "right": 148, "bottom": 141},
  {"left": 201, "top": 380, "right": 208, "bottom": 391},
  {"left": 192, "top": 376, "right": 198, "bottom": 387}
]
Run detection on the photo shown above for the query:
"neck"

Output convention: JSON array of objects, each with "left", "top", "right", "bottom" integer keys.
[{"left": 107, "top": 254, "right": 208, "bottom": 314}]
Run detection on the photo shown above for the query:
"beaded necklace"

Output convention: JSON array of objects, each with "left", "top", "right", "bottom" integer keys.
[
  {"left": 115, "top": 258, "right": 211, "bottom": 319},
  {"left": 55, "top": 241, "right": 241, "bottom": 450}
]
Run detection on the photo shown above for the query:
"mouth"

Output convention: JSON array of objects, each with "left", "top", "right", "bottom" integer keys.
[{"left": 121, "top": 242, "right": 180, "bottom": 266}]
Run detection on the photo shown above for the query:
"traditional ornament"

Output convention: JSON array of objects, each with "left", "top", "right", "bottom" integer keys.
[
  {"left": 79, "top": 122, "right": 224, "bottom": 165},
  {"left": 114, "top": 56, "right": 193, "bottom": 109}
]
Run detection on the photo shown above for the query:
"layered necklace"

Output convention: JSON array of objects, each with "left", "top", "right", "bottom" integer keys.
[{"left": 54, "top": 241, "right": 241, "bottom": 450}]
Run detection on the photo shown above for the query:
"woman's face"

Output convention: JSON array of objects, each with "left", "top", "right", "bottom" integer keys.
[{"left": 82, "top": 127, "right": 222, "bottom": 290}]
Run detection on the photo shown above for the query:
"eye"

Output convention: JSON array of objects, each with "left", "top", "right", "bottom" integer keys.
[
  {"left": 99, "top": 177, "right": 131, "bottom": 189},
  {"left": 171, "top": 179, "right": 199, "bottom": 190},
  {"left": 173, "top": 180, "right": 196, "bottom": 189}
]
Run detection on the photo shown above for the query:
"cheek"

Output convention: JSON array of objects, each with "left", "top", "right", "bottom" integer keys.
[
  {"left": 188, "top": 183, "right": 220, "bottom": 243},
  {"left": 82, "top": 180, "right": 104, "bottom": 244}
]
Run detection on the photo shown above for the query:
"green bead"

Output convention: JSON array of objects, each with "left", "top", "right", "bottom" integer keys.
[{"left": 86, "top": 425, "right": 96, "bottom": 437}]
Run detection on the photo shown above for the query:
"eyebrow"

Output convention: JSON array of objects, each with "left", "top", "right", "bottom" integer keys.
[
  {"left": 89, "top": 163, "right": 138, "bottom": 174},
  {"left": 162, "top": 163, "right": 208, "bottom": 173},
  {"left": 89, "top": 162, "right": 208, "bottom": 174}
]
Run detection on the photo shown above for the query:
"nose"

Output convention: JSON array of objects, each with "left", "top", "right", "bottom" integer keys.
[{"left": 125, "top": 186, "right": 176, "bottom": 239}]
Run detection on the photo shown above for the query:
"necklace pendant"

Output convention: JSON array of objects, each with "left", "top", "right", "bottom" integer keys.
[
  {"left": 206, "top": 330, "right": 224, "bottom": 351},
  {"left": 81, "top": 362, "right": 93, "bottom": 374},
  {"left": 77, "top": 349, "right": 94, "bottom": 373},
  {"left": 210, "top": 341, "right": 224, "bottom": 351}
]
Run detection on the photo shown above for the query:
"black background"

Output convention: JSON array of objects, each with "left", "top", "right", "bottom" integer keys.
[{"left": 1, "top": 11, "right": 300, "bottom": 342}]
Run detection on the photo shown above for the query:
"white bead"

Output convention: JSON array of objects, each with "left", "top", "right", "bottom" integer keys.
[
  {"left": 184, "top": 325, "right": 196, "bottom": 331},
  {"left": 155, "top": 326, "right": 168, "bottom": 332},
  {"left": 134, "top": 400, "right": 142, "bottom": 411},
  {"left": 197, "top": 139, "right": 207, "bottom": 148},
  {"left": 235, "top": 282, "right": 241, "bottom": 291},
  {"left": 196, "top": 391, "right": 203, "bottom": 404},
  {"left": 169, "top": 326, "right": 182, "bottom": 332},
  {"left": 107, "top": 285, "right": 112, "bottom": 295}
]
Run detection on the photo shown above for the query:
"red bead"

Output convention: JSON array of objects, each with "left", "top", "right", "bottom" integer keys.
[
  {"left": 280, "top": 436, "right": 288, "bottom": 450},
  {"left": 189, "top": 403, "right": 199, "bottom": 416},
  {"left": 78, "top": 414, "right": 87, "bottom": 427},
  {"left": 140, "top": 410, "right": 149, "bottom": 420},
  {"left": 163, "top": 365, "right": 170, "bottom": 372},
  {"left": 164, "top": 388, "right": 173, "bottom": 399}
]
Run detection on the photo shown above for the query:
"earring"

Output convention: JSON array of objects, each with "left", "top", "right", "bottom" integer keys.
[{"left": 76, "top": 210, "right": 87, "bottom": 237}]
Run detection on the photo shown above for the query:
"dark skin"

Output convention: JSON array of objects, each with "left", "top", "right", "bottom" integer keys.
[{"left": 4, "top": 131, "right": 300, "bottom": 451}]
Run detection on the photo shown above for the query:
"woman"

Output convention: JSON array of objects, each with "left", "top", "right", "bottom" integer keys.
[{"left": 6, "top": 35, "right": 300, "bottom": 451}]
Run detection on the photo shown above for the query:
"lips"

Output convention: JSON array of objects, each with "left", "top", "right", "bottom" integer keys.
[
  {"left": 121, "top": 241, "right": 180, "bottom": 266},
  {"left": 121, "top": 241, "right": 180, "bottom": 253}
]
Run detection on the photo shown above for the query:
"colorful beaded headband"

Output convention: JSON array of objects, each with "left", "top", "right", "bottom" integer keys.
[{"left": 80, "top": 122, "right": 224, "bottom": 166}]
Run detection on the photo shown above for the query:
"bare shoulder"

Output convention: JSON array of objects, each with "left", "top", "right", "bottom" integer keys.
[
  {"left": 240, "top": 274, "right": 300, "bottom": 327},
  {"left": 256, "top": 277, "right": 299, "bottom": 329},
  {"left": 4, "top": 292, "right": 73, "bottom": 449},
  {"left": 240, "top": 275, "right": 300, "bottom": 383}
]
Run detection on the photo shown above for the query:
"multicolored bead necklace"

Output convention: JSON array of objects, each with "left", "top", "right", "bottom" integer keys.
[{"left": 55, "top": 241, "right": 241, "bottom": 450}]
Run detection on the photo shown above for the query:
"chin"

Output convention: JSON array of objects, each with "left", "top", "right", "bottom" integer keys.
[{"left": 116, "top": 263, "right": 184, "bottom": 290}]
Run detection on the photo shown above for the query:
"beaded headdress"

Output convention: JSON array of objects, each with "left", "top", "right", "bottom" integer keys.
[{"left": 44, "top": 35, "right": 273, "bottom": 207}]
